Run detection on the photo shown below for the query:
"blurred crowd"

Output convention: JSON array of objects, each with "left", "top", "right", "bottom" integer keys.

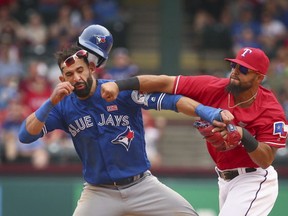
[
  {"left": 0, "top": 0, "right": 288, "bottom": 169},
  {"left": 187, "top": 0, "right": 288, "bottom": 162}
]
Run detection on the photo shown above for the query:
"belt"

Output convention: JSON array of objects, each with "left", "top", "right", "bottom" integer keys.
[
  {"left": 106, "top": 172, "right": 146, "bottom": 186},
  {"left": 216, "top": 168, "right": 257, "bottom": 181}
]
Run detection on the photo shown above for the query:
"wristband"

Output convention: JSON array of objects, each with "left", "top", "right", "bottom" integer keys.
[
  {"left": 115, "top": 77, "right": 140, "bottom": 91},
  {"left": 195, "top": 104, "right": 223, "bottom": 123},
  {"left": 241, "top": 128, "right": 259, "bottom": 152},
  {"left": 35, "top": 99, "right": 54, "bottom": 122}
]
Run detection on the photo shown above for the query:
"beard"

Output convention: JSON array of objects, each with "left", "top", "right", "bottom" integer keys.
[
  {"left": 225, "top": 79, "right": 251, "bottom": 96},
  {"left": 73, "top": 75, "right": 93, "bottom": 98}
]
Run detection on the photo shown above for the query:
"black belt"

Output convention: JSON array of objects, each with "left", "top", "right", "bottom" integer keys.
[
  {"left": 106, "top": 172, "right": 146, "bottom": 186},
  {"left": 217, "top": 168, "right": 257, "bottom": 181}
]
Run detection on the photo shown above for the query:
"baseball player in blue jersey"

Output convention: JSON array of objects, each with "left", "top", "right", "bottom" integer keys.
[{"left": 18, "top": 25, "right": 233, "bottom": 216}]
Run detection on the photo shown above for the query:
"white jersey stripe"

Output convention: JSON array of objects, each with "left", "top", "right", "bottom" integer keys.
[{"left": 174, "top": 76, "right": 181, "bottom": 95}]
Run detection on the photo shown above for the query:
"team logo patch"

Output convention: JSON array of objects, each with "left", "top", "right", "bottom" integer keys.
[
  {"left": 95, "top": 35, "right": 106, "bottom": 44},
  {"left": 131, "top": 90, "right": 150, "bottom": 105},
  {"left": 107, "top": 105, "right": 118, "bottom": 112},
  {"left": 273, "top": 121, "right": 288, "bottom": 138},
  {"left": 111, "top": 126, "right": 135, "bottom": 151}
]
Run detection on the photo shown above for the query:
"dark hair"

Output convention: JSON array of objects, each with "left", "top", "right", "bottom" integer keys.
[{"left": 54, "top": 44, "right": 89, "bottom": 70}]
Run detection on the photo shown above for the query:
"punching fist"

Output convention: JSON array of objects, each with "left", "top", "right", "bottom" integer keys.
[{"left": 101, "top": 82, "right": 119, "bottom": 102}]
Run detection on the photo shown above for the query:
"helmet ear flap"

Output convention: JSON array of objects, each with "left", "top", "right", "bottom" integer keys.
[{"left": 97, "top": 57, "right": 106, "bottom": 67}]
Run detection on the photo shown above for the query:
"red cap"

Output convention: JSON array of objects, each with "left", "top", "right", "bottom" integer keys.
[{"left": 225, "top": 47, "right": 270, "bottom": 75}]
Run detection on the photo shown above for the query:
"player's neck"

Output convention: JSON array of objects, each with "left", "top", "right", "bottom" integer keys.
[{"left": 229, "top": 89, "right": 258, "bottom": 108}]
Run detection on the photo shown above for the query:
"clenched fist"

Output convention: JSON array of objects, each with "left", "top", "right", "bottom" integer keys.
[{"left": 101, "top": 82, "right": 120, "bottom": 102}]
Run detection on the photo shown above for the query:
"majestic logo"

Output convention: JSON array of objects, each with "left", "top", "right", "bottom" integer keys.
[
  {"left": 111, "top": 126, "right": 135, "bottom": 151},
  {"left": 95, "top": 35, "right": 106, "bottom": 44},
  {"left": 273, "top": 121, "right": 288, "bottom": 138},
  {"left": 241, "top": 48, "right": 252, "bottom": 57}
]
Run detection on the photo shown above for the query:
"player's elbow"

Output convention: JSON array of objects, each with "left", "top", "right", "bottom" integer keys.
[
  {"left": 260, "top": 163, "right": 272, "bottom": 169},
  {"left": 18, "top": 133, "right": 41, "bottom": 144},
  {"left": 256, "top": 158, "right": 274, "bottom": 169},
  {"left": 18, "top": 121, "right": 41, "bottom": 143}
]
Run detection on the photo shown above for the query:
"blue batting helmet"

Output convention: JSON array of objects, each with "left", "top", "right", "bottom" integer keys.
[{"left": 78, "top": 24, "right": 113, "bottom": 67}]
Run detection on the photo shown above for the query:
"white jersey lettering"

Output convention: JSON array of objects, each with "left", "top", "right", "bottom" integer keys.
[
  {"left": 98, "top": 114, "right": 129, "bottom": 126},
  {"left": 68, "top": 115, "right": 94, "bottom": 137}
]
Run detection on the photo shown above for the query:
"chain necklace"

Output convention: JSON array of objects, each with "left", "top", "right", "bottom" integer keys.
[{"left": 228, "top": 92, "right": 258, "bottom": 108}]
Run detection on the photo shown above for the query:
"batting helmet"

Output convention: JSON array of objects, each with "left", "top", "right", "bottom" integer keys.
[{"left": 78, "top": 24, "right": 113, "bottom": 67}]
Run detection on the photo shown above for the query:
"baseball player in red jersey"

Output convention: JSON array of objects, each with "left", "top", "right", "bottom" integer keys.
[{"left": 101, "top": 47, "right": 288, "bottom": 216}]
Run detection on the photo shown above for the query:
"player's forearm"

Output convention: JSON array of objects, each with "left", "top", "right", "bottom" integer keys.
[
  {"left": 176, "top": 97, "right": 199, "bottom": 116},
  {"left": 25, "top": 113, "right": 46, "bottom": 134},
  {"left": 115, "top": 75, "right": 175, "bottom": 93},
  {"left": 240, "top": 127, "right": 276, "bottom": 168},
  {"left": 138, "top": 75, "right": 175, "bottom": 93},
  {"left": 248, "top": 143, "right": 276, "bottom": 169},
  {"left": 18, "top": 114, "right": 44, "bottom": 143},
  {"left": 19, "top": 99, "right": 54, "bottom": 143},
  {"left": 177, "top": 97, "right": 223, "bottom": 123}
]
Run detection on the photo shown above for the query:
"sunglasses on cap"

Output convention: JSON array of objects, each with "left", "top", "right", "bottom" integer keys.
[
  {"left": 230, "top": 62, "right": 250, "bottom": 75},
  {"left": 63, "top": 50, "right": 88, "bottom": 67}
]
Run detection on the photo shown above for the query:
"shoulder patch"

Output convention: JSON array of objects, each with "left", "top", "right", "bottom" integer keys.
[
  {"left": 273, "top": 121, "right": 288, "bottom": 138},
  {"left": 131, "top": 90, "right": 150, "bottom": 106}
]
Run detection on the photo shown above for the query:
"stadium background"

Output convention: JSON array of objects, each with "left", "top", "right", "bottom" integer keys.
[{"left": 0, "top": 0, "right": 288, "bottom": 215}]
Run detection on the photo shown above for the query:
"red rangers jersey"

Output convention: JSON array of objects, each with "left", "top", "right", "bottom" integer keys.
[{"left": 173, "top": 75, "right": 287, "bottom": 170}]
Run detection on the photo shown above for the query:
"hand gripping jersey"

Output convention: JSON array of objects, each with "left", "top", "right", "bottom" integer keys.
[
  {"left": 40, "top": 79, "right": 181, "bottom": 185},
  {"left": 173, "top": 75, "right": 287, "bottom": 170}
]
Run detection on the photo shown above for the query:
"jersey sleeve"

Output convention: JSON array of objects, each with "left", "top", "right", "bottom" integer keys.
[
  {"left": 173, "top": 75, "right": 229, "bottom": 104},
  {"left": 255, "top": 104, "right": 287, "bottom": 148},
  {"left": 42, "top": 106, "right": 68, "bottom": 135},
  {"left": 129, "top": 90, "right": 181, "bottom": 111}
]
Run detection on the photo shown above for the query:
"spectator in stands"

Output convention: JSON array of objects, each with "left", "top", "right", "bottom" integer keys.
[
  {"left": 232, "top": 26, "right": 262, "bottom": 53},
  {"left": 267, "top": 46, "right": 288, "bottom": 93},
  {"left": 0, "top": 5, "right": 21, "bottom": 35},
  {"left": 230, "top": 5, "right": 261, "bottom": 47},
  {"left": 48, "top": 4, "right": 78, "bottom": 51},
  {"left": 142, "top": 109, "right": 166, "bottom": 168},
  {"left": 106, "top": 47, "right": 139, "bottom": 80},
  {"left": 19, "top": 60, "right": 52, "bottom": 112},
  {"left": 1, "top": 98, "right": 49, "bottom": 169},
  {"left": 18, "top": 11, "right": 48, "bottom": 56},
  {"left": 258, "top": 9, "right": 287, "bottom": 57},
  {"left": 78, "top": 3, "right": 101, "bottom": 29},
  {"left": 92, "top": 0, "right": 130, "bottom": 47},
  {"left": 0, "top": 31, "right": 23, "bottom": 112},
  {"left": 0, "top": 40, "right": 24, "bottom": 84}
]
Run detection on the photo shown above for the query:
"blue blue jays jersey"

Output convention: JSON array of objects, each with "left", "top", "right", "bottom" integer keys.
[{"left": 41, "top": 79, "right": 181, "bottom": 185}]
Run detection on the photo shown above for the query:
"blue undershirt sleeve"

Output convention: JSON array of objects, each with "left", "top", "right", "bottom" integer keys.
[
  {"left": 18, "top": 120, "right": 43, "bottom": 143},
  {"left": 141, "top": 93, "right": 181, "bottom": 112}
]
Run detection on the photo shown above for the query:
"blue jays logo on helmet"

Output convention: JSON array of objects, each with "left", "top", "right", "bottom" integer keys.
[
  {"left": 96, "top": 35, "right": 106, "bottom": 44},
  {"left": 273, "top": 121, "right": 288, "bottom": 138},
  {"left": 111, "top": 126, "right": 135, "bottom": 151}
]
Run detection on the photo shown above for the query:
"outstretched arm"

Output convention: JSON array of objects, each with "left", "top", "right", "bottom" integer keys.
[
  {"left": 137, "top": 75, "right": 176, "bottom": 93},
  {"left": 101, "top": 75, "right": 175, "bottom": 102},
  {"left": 101, "top": 76, "right": 234, "bottom": 125},
  {"left": 101, "top": 75, "right": 176, "bottom": 102}
]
